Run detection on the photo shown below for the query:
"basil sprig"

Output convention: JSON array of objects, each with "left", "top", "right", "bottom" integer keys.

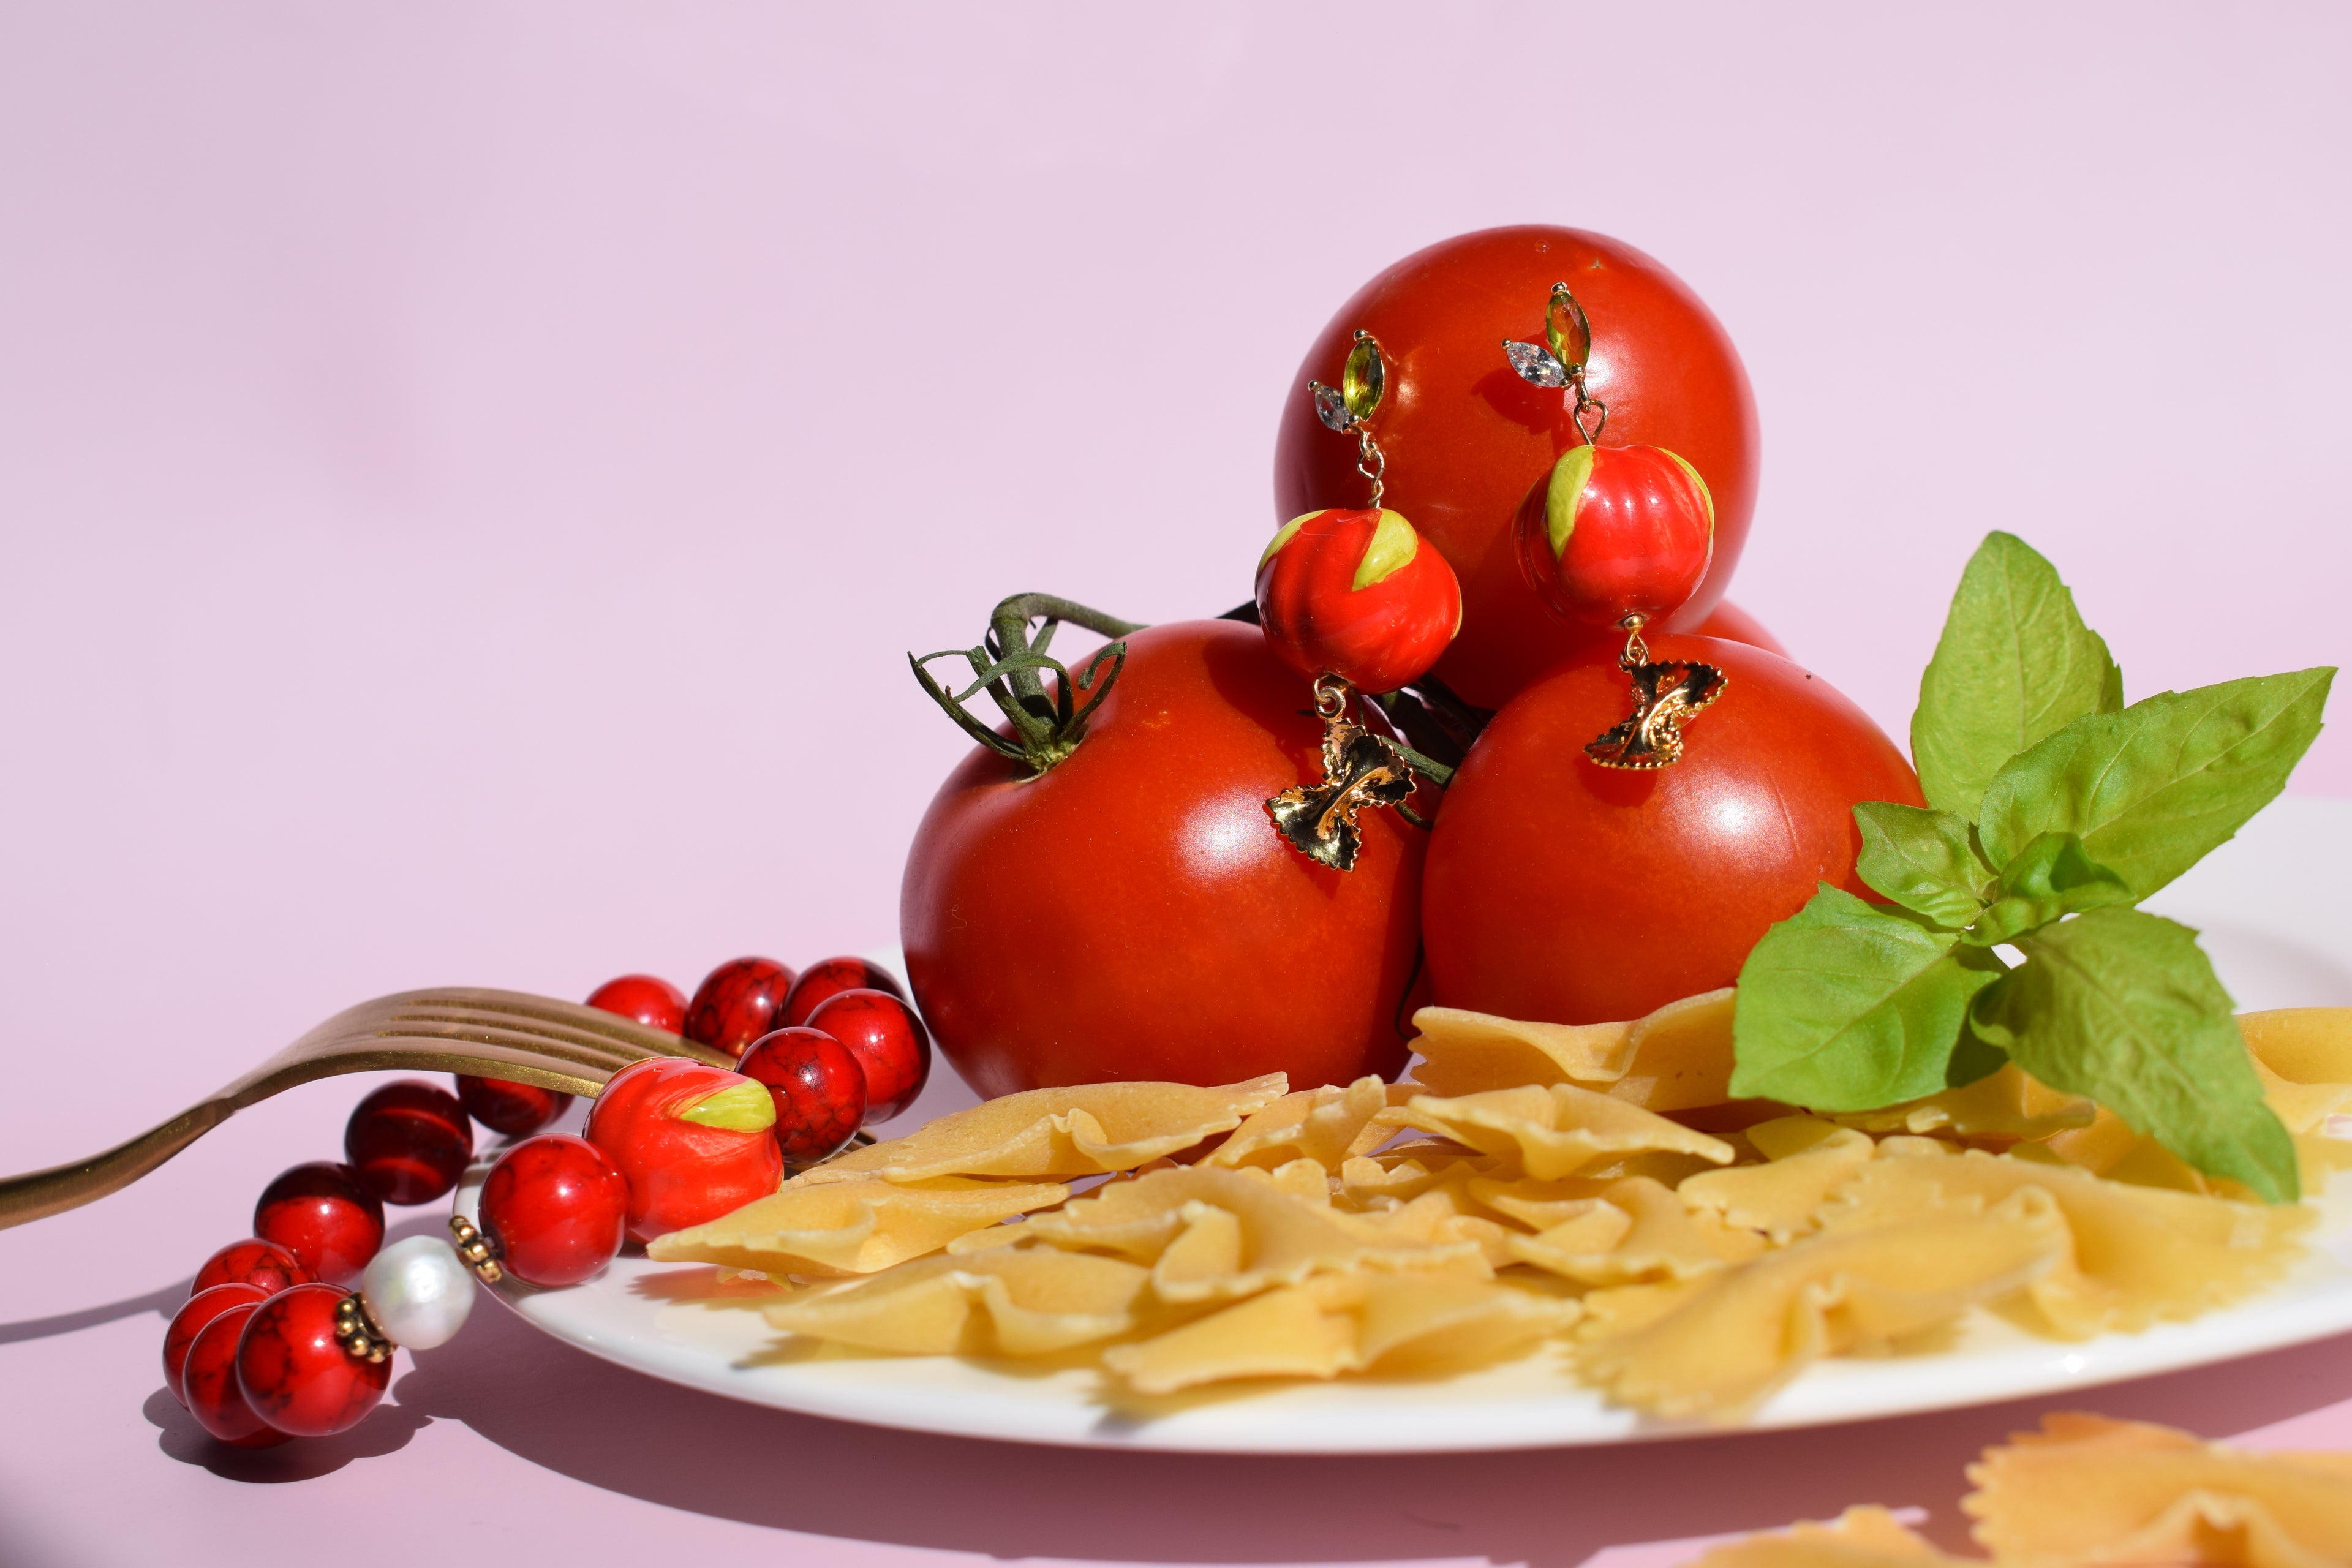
[{"left": 1730, "top": 532, "right": 2333, "bottom": 1203}]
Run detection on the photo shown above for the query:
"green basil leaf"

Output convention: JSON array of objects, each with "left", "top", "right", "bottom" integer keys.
[
  {"left": 1973, "top": 908, "right": 2297, "bottom": 1202},
  {"left": 1945, "top": 1018, "right": 2010, "bottom": 1088},
  {"left": 1977, "top": 668, "right": 2335, "bottom": 900},
  {"left": 1853, "top": 801, "right": 1993, "bottom": 929},
  {"left": 1963, "top": 830, "right": 2135, "bottom": 946},
  {"left": 1912, "top": 532, "right": 2122, "bottom": 818},
  {"left": 1731, "top": 885, "right": 2006, "bottom": 1110}
]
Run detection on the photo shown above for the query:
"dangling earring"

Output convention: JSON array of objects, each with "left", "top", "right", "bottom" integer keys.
[{"left": 1505, "top": 284, "right": 1723, "bottom": 768}]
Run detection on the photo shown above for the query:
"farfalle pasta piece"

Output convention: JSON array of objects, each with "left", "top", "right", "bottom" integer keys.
[
  {"left": 1020, "top": 1164, "right": 1486, "bottom": 1303},
  {"left": 1204, "top": 1076, "right": 1418, "bottom": 1172},
  {"left": 2237, "top": 1007, "right": 2352, "bottom": 1088},
  {"left": 1830, "top": 1065, "right": 2095, "bottom": 1143},
  {"left": 1820, "top": 1148, "right": 2316, "bottom": 1336},
  {"left": 1463, "top": 1172, "right": 1619, "bottom": 1231},
  {"left": 646, "top": 1176, "right": 1068, "bottom": 1276},
  {"left": 1681, "top": 1506, "right": 1974, "bottom": 1567},
  {"left": 1511, "top": 1177, "right": 1766, "bottom": 1285},
  {"left": 1964, "top": 1413, "right": 2352, "bottom": 1568},
  {"left": 1408, "top": 988, "right": 1737, "bottom": 1112},
  {"left": 1578, "top": 1189, "right": 2069, "bottom": 1419},
  {"left": 793, "top": 1074, "right": 1287, "bottom": 1186},
  {"left": 1681, "top": 1121, "right": 1877, "bottom": 1245},
  {"left": 1337, "top": 1144, "right": 1501, "bottom": 1208},
  {"left": 1395, "top": 1083, "right": 1736, "bottom": 1182},
  {"left": 762, "top": 1244, "right": 1153, "bottom": 1355},
  {"left": 1101, "top": 1270, "right": 1580, "bottom": 1395}
]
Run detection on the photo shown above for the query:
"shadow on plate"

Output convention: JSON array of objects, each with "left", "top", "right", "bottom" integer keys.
[{"left": 391, "top": 1294, "right": 2352, "bottom": 1566}]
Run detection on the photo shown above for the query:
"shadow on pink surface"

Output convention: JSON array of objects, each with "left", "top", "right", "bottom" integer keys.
[{"left": 126, "top": 1291, "right": 2342, "bottom": 1567}]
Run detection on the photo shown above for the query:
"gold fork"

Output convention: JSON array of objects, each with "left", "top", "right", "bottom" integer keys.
[{"left": 0, "top": 987, "right": 734, "bottom": 1231}]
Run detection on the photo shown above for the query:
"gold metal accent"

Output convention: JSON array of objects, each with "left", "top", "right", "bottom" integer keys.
[
  {"left": 1308, "top": 330, "right": 1392, "bottom": 508},
  {"left": 1586, "top": 617, "right": 1727, "bottom": 769},
  {"left": 1503, "top": 285, "right": 1608, "bottom": 445},
  {"left": 0, "top": 987, "right": 734, "bottom": 1232},
  {"left": 447, "top": 1214, "right": 505, "bottom": 1284},
  {"left": 1266, "top": 677, "right": 1416, "bottom": 870},
  {"left": 334, "top": 1291, "right": 394, "bottom": 1364}
]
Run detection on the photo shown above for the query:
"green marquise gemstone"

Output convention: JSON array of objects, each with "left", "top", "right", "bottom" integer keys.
[
  {"left": 1341, "top": 331, "right": 1385, "bottom": 423},
  {"left": 1545, "top": 284, "right": 1592, "bottom": 372}
]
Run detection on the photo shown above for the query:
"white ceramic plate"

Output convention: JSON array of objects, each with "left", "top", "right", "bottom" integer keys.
[{"left": 457, "top": 799, "right": 2352, "bottom": 1453}]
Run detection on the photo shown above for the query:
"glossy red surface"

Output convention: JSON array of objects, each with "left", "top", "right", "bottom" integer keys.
[
  {"left": 163, "top": 1283, "right": 267, "bottom": 1408},
  {"left": 252, "top": 1163, "right": 384, "bottom": 1287},
  {"left": 342, "top": 1079, "right": 473, "bottom": 1205},
  {"left": 1691, "top": 598, "right": 1790, "bottom": 659},
  {"left": 900, "top": 620, "right": 1425, "bottom": 1096},
  {"left": 800, "top": 991, "right": 929, "bottom": 1123},
  {"left": 1423, "top": 635, "right": 1924, "bottom": 1025},
  {"left": 685, "top": 957, "right": 796, "bottom": 1059},
  {"left": 1515, "top": 446, "right": 1714, "bottom": 628},
  {"left": 778, "top": 956, "right": 905, "bottom": 1028},
  {"left": 454, "top": 1074, "right": 574, "bottom": 1138},
  {"left": 236, "top": 1282, "right": 390, "bottom": 1438},
  {"left": 1274, "top": 226, "right": 1758, "bottom": 709},
  {"left": 478, "top": 1134, "right": 630, "bottom": 1287},
  {"left": 1254, "top": 508, "right": 1461, "bottom": 693},
  {"left": 179, "top": 1302, "right": 288, "bottom": 1447},
  {"left": 188, "top": 1237, "right": 314, "bottom": 1298},
  {"left": 739, "top": 1027, "right": 870, "bottom": 1161},
  {"left": 584, "top": 1058, "right": 786, "bottom": 1242},
  {"left": 586, "top": 973, "right": 689, "bottom": 1035}
]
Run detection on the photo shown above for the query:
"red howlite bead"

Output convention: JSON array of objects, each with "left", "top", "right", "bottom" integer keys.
[
  {"left": 344, "top": 1080, "right": 474, "bottom": 1205},
  {"left": 190, "top": 1238, "right": 315, "bottom": 1298},
  {"left": 254, "top": 1163, "right": 385, "bottom": 1286},
  {"left": 780, "top": 957, "right": 905, "bottom": 1029},
  {"left": 182, "top": 1302, "right": 290, "bottom": 1447},
  {"left": 236, "top": 1283, "right": 390, "bottom": 1439},
  {"left": 164, "top": 1283, "right": 267, "bottom": 1407},
  {"left": 803, "top": 989, "right": 930, "bottom": 1123},
  {"left": 454, "top": 1074, "right": 573, "bottom": 1138},
  {"left": 478, "top": 1134, "right": 630, "bottom": 1287},
  {"left": 586, "top": 973, "right": 688, "bottom": 1035},
  {"left": 685, "top": 957, "right": 796, "bottom": 1058},
  {"left": 738, "top": 1028, "right": 869, "bottom": 1164}
]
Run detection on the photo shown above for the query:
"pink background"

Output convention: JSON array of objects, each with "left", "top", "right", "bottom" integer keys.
[{"left": 2, "top": 4, "right": 2349, "bottom": 1565}]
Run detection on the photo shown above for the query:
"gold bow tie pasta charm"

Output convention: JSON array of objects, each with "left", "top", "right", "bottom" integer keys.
[
  {"left": 1265, "top": 715, "right": 1414, "bottom": 871},
  {"left": 1586, "top": 649, "right": 1726, "bottom": 769}
]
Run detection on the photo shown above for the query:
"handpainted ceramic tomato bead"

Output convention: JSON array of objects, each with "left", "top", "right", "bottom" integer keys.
[
  {"left": 254, "top": 1163, "right": 384, "bottom": 1286},
  {"left": 779, "top": 957, "right": 905, "bottom": 1028},
  {"left": 1423, "top": 635, "right": 1924, "bottom": 1025},
  {"left": 164, "top": 1283, "right": 266, "bottom": 1407},
  {"left": 802, "top": 990, "right": 930, "bottom": 1123},
  {"left": 1254, "top": 508, "right": 1462, "bottom": 694},
  {"left": 454, "top": 1074, "right": 572, "bottom": 1138},
  {"left": 181, "top": 1302, "right": 289, "bottom": 1447},
  {"left": 584, "top": 1058, "right": 785, "bottom": 1242},
  {"left": 478, "top": 1134, "right": 630, "bottom": 1286},
  {"left": 236, "top": 1282, "right": 390, "bottom": 1438},
  {"left": 1275, "top": 226, "right": 1757, "bottom": 709},
  {"left": 586, "top": 973, "right": 688, "bottom": 1035},
  {"left": 737, "top": 1028, "right": 868, "bottom": 1164},
  {"left": 190, "top": 1237, "right": 315, "bottom": 1297},
  {"left": 685, "top": 957, "right": 796, "bottom": 1059},
  {"left": 344, "top": 1080, "right": 473, "bottom": 1205},
  {"left": 1515, "top": 445, "right": 1715, "bottom": 629}
]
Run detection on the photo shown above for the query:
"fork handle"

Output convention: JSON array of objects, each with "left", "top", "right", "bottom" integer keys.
[{"left": 0, "top": 1100, "right": 237, "bottom": 1231}]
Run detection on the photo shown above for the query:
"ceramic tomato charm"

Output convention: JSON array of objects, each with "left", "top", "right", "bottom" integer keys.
[
  {"left": 584, "top": 1058, "right": 783, "bottom": 1242},
  {"left": 1255, "top": 508, "right": 1461, "bottom": 694},
  {"left": 737, "top": 1028, "right": 867, "bottom": 1163},
  {"left": 780, "top": 957, "right": 905, "bottom": 1028},
  {"left": 586, "top": 973, "right": 688, "bottom": 1035},
  {"left": 477, "top": 1134, "right": 630, "bottom": 1287},
  {"left": 800, "top": 990, "right": 929, "bottom": 1123},
  {"left": 905, "top": 609, "right": 1423, "bottom": 1096},
  {"left": 253, "top": 1163, "right": 384, "bottom": 1286},
  {"left": 1515, "top": 445, "right": 1714, "bottom": 629},
  {"left": 1275, "top": 227, "right": 1757, "bottom": 709},
  {"left": 685, "top": 957, "right": 796, "bottom": 1059},
  {"left": 1423, "top": 635, "right": 1923, "bottom": 1025}
]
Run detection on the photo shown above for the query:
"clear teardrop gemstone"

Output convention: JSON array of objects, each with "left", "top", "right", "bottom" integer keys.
[{"left": 1504, "top": 339, "right": 1569, "bottom": 388}]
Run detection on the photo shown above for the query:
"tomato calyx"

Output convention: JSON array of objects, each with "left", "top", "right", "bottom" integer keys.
[{"left": 911, "top": 593, "right": 1148, "bottom": 776}]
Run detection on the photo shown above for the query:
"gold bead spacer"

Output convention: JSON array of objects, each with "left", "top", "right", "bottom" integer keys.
[
  {"left": 447, "top": 1214, "right": 505, "bottom": 1284},
  {"left": 333, "top": 1292, "right": 393, "bottom": 1364}
]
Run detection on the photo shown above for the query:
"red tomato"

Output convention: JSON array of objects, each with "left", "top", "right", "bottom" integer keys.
[
  {"left": 1690, "top": 598, "right": 1788, "bottom": 659},
  {"left": 584, "top": 1058, "right": 783, "bottom": 1242},
  {"left": 1255, "top": 508, "right": 1461, "bottom": 693},
  {"left": 1423, "top": 635, "right": 1923, "bottom": 1026},
  {"left": 1275, "top": 226, "right": 1758, "bottom": 710},
  {"left": 901, "top": 620, "right": 1425, "bottom": 1096},
  {"left": 1515, "top": 445, "right": 1714, "bottom": 629}
]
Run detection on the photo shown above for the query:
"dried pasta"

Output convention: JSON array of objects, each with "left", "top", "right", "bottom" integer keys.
[{"left": 646, "top": 1176, "right": 1068, "bottom": 1276}]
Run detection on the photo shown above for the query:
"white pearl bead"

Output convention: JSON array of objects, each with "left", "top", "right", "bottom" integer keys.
[{"left": 360, "top": 1235, "right": 477, "bottom": 1351}]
